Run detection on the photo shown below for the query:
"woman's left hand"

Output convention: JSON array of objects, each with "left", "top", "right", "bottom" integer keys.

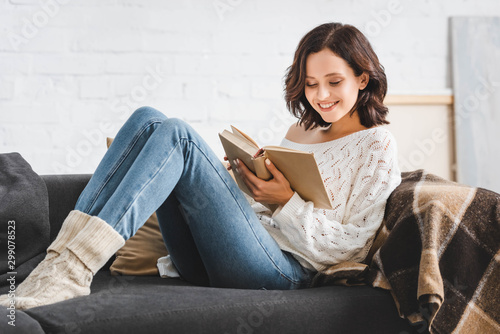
[{"left": 234, "top": 158, "right": 294, "bottom": 206}]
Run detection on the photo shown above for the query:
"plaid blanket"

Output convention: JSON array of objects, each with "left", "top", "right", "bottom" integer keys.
[{"left": 312, "top": 170, "right": 500, "bottom": 334}]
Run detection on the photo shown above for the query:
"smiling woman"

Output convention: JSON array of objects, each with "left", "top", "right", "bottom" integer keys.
[
  {"left": 285, "top": 22, "right": 389, "bottom": 139},
  {"left": 304, "top": 49, "right": 369, "bottom": 136}
]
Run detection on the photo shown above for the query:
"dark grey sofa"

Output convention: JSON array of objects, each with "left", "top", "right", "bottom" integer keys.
[{"left": 0, "top": 174, "right": 424, "bottom": 334}]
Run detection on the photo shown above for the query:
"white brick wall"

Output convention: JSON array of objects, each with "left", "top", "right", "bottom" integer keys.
[{"left": 1, "top": 0, "right": 499, "bottom": 174}]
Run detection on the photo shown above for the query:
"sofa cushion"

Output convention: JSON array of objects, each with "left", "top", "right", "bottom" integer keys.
[
  {"left": 110, "top": 212, "right": 168, "bottom": 276},
  {"left": 23, "top": 271, "right": 420, "bottom": 334},
  {"left": 0, "top": 153, "right": 50, "bottom": 288}
]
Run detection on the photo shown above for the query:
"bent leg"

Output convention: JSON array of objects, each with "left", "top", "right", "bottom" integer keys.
[
  {"left": 75, "top": 106, "right": 211, "bottom": 285},
  {"left": 78, "top": 106, "right": 313, "bottom": 289}
]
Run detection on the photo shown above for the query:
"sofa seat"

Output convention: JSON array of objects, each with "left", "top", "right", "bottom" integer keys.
[{"left": 18, "top": 271, "right": 414, "bottom": 334}]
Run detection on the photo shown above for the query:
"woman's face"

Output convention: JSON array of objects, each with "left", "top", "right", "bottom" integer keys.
[{"left": 304, "top": 48, "right": 368, "bottom": 124}]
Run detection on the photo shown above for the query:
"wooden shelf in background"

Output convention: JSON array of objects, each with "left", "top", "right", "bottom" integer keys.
[{"left": 384, "top": 95, "right": 454, "bottom": 105}]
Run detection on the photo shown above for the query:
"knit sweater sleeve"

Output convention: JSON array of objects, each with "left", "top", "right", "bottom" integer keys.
[{"left": 269, "top": 129, "right": 401, "bottom": 268}]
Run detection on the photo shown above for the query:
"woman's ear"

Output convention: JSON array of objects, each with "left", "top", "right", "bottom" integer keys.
[{"left": 359, "top": 72, "right": 369, "bottom": 90}]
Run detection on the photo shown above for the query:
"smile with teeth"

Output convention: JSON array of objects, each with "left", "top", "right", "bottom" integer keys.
[{"left": 319, "top": 101, "right": 339, "bottom": 108}]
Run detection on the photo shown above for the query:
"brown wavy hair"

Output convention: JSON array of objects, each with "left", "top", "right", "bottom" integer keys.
[{"left": 284, "top": 22, "right": 389, "bottom": 131}]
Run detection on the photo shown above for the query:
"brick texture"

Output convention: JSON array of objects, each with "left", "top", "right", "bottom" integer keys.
[{"left": 0, "top": 0, "right": 499, "bottom": 174}]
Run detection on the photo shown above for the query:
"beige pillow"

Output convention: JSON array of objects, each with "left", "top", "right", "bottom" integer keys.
[{"left": 106, "top": 137, "right": 169, "bottom": 276}]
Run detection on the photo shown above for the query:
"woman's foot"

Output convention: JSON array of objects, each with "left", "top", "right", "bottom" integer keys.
[
  {"left": 0, "top": 215, "right": 124, "bottom": 310},
  {"left": 2, "top": 249, "right": 93, "bottom": 310}
]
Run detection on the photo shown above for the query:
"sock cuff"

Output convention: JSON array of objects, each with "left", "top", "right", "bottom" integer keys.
[
  {"left": 48, "top": 210, "right": 92, "bottom": 254},
  {"left": 67, "top": 215, "right": 125, "bottom": 274}
]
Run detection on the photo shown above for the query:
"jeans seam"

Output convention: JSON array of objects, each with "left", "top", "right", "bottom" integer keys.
[{"left": 83, "top": 119, "right": 164, "bottom": 214}]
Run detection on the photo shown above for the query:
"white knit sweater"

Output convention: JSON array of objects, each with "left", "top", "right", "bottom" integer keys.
[
  {"left": 245, "top": 126, "right": 402, "bottom": 272},
  {"left": 157, "top": 126, "right": 401, "bottom": 278}
]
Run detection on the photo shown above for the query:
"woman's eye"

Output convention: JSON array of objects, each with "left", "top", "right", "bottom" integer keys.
[
  {"left": 306, "top": 83, "right": 317, "bottom": 87},
  {"left": 330, "top": 81, "right": 341, "bottom": 86}
]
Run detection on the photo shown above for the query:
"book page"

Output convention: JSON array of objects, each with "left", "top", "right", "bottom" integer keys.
[
  {"left": 230, "top": 125, "right": 260, "bottom": 149},
  {"left": 263, "top": 145, "right": 304, "bottom": 153},
  {"left": 219, "top": 130, "right": 259, "bottom": 157}
]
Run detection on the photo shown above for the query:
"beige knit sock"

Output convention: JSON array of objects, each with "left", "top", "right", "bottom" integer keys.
[
  {"left": 0, "top": 215, "right": 124, "bottom": 310},
  {"left": 25, "top": 210, "right": 91, "bottom": 277},
  {"left": 47, "top": 210, "right": 92, "bottom": 255},
  {"left": 0, "top": 210, "right": 91, "bottom": 309}
]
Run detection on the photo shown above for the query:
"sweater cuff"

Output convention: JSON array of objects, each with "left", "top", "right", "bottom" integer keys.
[{"left": 272, "top": 191, "right": 307, "bottom": 226}]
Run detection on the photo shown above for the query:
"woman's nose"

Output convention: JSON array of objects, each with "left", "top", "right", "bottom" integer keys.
[{"left": 317, "top": 85, "right": 330, "bottom": 100}]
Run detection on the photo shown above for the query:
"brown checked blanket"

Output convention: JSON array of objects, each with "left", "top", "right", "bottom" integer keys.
[{"left": 312, "top": 169, "right": 500, "bottom": 334}]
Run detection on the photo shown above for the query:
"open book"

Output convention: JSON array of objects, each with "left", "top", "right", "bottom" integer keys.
[{"left": 219, "top": 125, "right": 333, "bottom": 212}]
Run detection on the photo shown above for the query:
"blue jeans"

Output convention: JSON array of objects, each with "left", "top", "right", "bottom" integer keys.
[{"left": 74, "top": 106, "right": 315, "bottom": 290}]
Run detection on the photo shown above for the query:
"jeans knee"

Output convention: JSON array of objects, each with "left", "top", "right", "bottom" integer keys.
[{"left": 130, "top": 106, "right": 167, "bottom": 124}]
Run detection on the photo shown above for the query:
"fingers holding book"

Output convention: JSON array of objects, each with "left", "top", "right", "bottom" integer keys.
[{"left": 234, "top": 158, "right": 294, "bottom": 207}]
